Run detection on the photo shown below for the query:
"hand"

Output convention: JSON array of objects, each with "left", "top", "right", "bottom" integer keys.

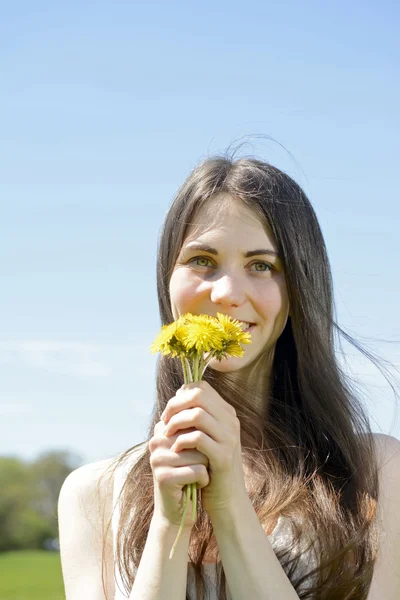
[
  {"left": 149, "top": 419, "right": 210, "bottom": 530},
  {"left": 161, "top": 380, "right": 247, "bottom": 515}
]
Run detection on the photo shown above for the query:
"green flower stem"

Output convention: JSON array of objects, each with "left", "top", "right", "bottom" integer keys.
[
  {"left": 198, "top": 354, "right": 206, "bottom": 378},
  {"left": 191, "top": 482, "right": 197, "bottom": 521},
  {"left": 189, "top": 354, "right": 201, "bottom": 533},
  {"left": 181, "top": 356, "right": 191, "bottom": 384},
  {"left": 168, "top": 485, "right": 191, "bottom": 560},
  {"left": 169, "top": 354, "right": 203, "bottom": 559},
  {"left": 199, "top": 352, "right": 216, "bottom": 378},
  {"left": 185, "top": 357, "right": 193, "bottom": 383},
  {"left": 193, "top": 354, "right": 200, "bottom": 381}
]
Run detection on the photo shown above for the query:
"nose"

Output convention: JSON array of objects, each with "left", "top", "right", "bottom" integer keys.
[{"left": 209, "top": 273, "right": 247, "bottom": 307}]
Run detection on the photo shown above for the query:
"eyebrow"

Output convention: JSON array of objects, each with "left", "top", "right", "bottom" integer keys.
[{"left": 182, "top": 243, "right": 280, "bottom": 259}]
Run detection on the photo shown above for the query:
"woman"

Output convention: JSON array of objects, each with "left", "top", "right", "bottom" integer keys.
[{"left": 58, "top": 154, "right": 400, "bottom": 599}]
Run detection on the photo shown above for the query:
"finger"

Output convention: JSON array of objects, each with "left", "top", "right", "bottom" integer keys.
[
  {"left": 150, "top": 425, "right": 197, "bottom": 452},
  {"left": 150, "top": 448, "right": 209, "bottom": 468},
  {"left": 157, "top": 464, "right": 210, "bottom": 490},
  {"left": 155, "top": 419, "right": 196, "bottom": 439},
  {"left": 170, "top": 429, "right": 218, "bottom": 462},
  {"left": 164, "top": 407, "right": 223, "bottom": 443},
  {"left": 154, "top": 419, "right": 166, "bottom": 435},
  {"left": 162, "top": 385, "right": 218, "bottom": 424}
]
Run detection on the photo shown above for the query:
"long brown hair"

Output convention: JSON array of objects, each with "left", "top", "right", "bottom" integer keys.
[{"left": 101, "top": 153, "right": 384, "bottom": 599}]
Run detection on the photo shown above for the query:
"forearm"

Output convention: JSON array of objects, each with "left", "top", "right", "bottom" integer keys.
[
  {"left": 129, "top": 516, "right": 191, "bottom": 600},
  {"left": 209, "top": 492, "right": 299, "bottom": 600}
]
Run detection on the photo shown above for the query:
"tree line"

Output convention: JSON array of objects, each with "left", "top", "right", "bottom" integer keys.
[{"left": 0, "top": 450, "right": 83, "bottom": 552}]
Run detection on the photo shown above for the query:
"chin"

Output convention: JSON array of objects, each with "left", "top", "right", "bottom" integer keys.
[{"left": 207, "top": 355, "right": 250, "bottom": 373}]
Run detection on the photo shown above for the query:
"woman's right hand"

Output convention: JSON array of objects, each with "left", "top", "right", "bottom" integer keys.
[{"left": 149, "top": 420, "right": 210, "bottom": 530}]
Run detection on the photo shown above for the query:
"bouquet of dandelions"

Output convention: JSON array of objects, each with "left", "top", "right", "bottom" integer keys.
[{"left": 151, "top": 312, "right": 252, "bottom": 558}]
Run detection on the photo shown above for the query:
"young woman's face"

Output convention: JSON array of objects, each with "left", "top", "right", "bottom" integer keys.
[{"left": 168, "top": 195, "right": 290, "bottom": 372}]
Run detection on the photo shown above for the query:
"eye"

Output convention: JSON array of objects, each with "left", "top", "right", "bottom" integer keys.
[
  {"left": 249, "top": 261, "right": 273, "bottom": 272},
  {"left": 188, "top": 256, "right": 214, "bottom": 268}
]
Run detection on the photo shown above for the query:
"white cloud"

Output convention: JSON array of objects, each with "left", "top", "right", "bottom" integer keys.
[
  {"left": 0, "top": 339, "right": 398, "bottom": 435},
  {"left": 0, "top": 340, "right": 156, "bottom": 380},
  {"left": 0, "top": 402, "right": 33, "bottom": 416}
]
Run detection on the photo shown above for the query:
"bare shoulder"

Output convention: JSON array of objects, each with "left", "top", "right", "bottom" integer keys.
[
  {"left": 60, "top": 456, "right": 117, "bottom": 507},
  {"left": 58, "top": 456, "right": 119, "bottom": 600},
  {"left": 367, "top": 433, "right": 400, "bottom": 599},
  {"left": 372, "top": 432, "right": 400, "bottom": 516},
  {"left": 372, "top": 432, "right": 400, "bottom": 464}
]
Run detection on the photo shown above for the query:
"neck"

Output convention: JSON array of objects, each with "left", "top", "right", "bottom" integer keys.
[{"left": 218, "top": 349, "right": 275, "bottom": 416}]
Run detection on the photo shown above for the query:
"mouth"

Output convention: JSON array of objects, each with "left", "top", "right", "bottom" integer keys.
[{"left": 238, "top": 321, "right": 256, "bottom": 332}]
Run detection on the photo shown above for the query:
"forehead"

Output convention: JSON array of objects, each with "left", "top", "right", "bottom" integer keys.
[{"left": 182, "top": 193, "right": 275, "bottom": 245}]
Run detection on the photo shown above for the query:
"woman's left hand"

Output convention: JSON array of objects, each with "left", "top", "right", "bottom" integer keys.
[{"left": 161, "top": 380, "right": 247, "bottom": 515}]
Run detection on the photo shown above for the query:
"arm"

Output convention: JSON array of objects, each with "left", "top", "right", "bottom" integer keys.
[
  {"left": 207, "top": 434, "right": 400, "bottom": 600},
  {"left": 59, "top": 459, "right": 193, "bottom": 600},
  {"left": 58, "top": 459, "right": 116, "bottom": 600},
  {"left": 208, "top": 491, "right": 299, "bottom": 600},
  {"left": 129, "top": 515, "right": 191, "bottom": 599}
]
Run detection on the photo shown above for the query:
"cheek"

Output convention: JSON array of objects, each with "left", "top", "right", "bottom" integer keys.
[
  {"left": 267, "top": 294, "right": 288, "bottom": 318},
  {"left": 259, "top": 279, "right": 289, "bottom": 321},
  {"left": 169, "top": 272, "right": 199, "bottom": 316}
]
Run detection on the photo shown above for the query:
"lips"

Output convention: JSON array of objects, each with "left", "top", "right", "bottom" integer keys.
[{"left": 239, "top": 321, "right": 256, "bottom": 331}]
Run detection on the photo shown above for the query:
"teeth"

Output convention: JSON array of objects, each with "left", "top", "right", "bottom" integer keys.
[{"left": 239, "top": 321, "right": 252, "bottom": 330}]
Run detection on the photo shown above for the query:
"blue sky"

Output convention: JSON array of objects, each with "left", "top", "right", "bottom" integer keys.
[{"left": 1, "top": 1, "right": 399, "bottom": 465}]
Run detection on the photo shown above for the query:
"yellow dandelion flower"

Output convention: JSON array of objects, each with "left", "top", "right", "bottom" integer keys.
[
  {"left": 216, "top": 313, "right": 252, "bottom": 346},
  {"left": 222, "top": 340, "right": 246, "bottom": 358},
  {"left": 150, "top": 321, "right": 186, "bottom": 357},
  {"left": 178, "top": 313, "right": 213, "bottom": 327},
  {"left": 179, "top": 315, "right": 225, "bottom": 354},
  {"left": 177, "top": 313, "right": 197, "bottom": 324}
]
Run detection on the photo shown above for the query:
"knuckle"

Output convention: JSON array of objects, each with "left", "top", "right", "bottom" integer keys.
[
  {"left": 197, "top": 465, "right": 210, "bottom": 487},
  {"left": 190, "top": 387, "right": 202, "bottom": 401},
  {"left": 153, "top": 420, "right": 164, "bottom": 435},
  {"left": 149, "top": 436, "right": 158, "bottom": 453},
  {"left": 149, "top": 452, "right": 158, "bottom": 468},
  {"left": 192, "top": 407, "right": 203, "bottom": 421},
  {"left": 194, "top": 430, "right": 203, "bottom": 444},
  {"left": 198, "top": 464, "right": 207, "bottom": 476},
  {"left": 156, "top": 469, "right": 169, "bottom": 485},
  {"left": 229, "top": 404, "right": 237, "bottom": 417},
  {"left": 232, "top": 415, "right": 240, "bottom": 430}
]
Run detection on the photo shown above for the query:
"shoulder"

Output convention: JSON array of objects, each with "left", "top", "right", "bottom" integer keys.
[
  {"left": 58, "top": 456, "right": 119, "bottom": 599},
  {"left": 367, "top": 433, "right": 400, "bottom": 599},
  {"left": 372, "top": 432, "right": 400, "bottom": 473},
  {"left": 58, "top": 456, "right": 117, "bottom": 521},
  {"left": 372, "top": 433, "right": 400, "bottom": 531},
  {"left": 371, "top": 433, "right": 400, "bottom": 514}
]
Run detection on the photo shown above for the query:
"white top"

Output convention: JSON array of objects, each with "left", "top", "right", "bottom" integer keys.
[{"left": 112, "top": 444, "right": 318, "bottom": 599}]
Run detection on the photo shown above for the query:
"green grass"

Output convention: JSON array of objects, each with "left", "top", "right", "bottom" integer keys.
[{"left": 0, "top": 551, "right": 65, "bottom": 600}]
